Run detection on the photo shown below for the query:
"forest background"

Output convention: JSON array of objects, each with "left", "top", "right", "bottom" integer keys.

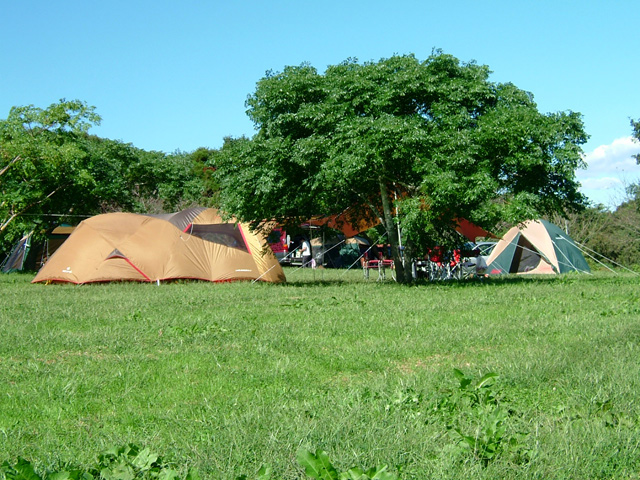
[{"left": 1, "top": 98, "right": 639, "bottom": 269}]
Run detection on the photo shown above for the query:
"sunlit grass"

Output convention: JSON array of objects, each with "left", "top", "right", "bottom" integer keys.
[{"left": 1, "top": 270, "right": 639, "bottom": 479}]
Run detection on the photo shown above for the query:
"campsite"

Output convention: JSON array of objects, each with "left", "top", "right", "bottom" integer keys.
[
  {"left": 1, "top": 92, "right": 639, "bottom": 480},
  {"left": 1, "top": 268, "right": 640, "bottom": 479},
  {"left": 2, "top": 4, "right": 640, "bottom": 476},
  {"left": 2, "top": 102, "right": 640, "bottom": 480}
]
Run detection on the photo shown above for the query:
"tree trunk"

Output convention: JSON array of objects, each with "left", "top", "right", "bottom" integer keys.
[{"left": 379, "top": 179, "right": 409, "bottom": 283}]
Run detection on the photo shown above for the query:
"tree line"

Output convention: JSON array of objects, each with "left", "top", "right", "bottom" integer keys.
[
  {"left": 0, "top": 100, "right": 220, "bottom": 257},
  {"left": 1, "top": 52, "right": 639, "bottom": 276}
]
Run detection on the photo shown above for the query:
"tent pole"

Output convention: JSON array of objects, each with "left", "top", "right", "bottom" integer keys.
[
  {"left": 394, "top": 188, "right": 403, "bottom": 267},
  {"left": 311, "top": 225, "right": 315, "bottom": 282},
  {"left": 320, "top": 229, "right": 324, "bottom": 268}
]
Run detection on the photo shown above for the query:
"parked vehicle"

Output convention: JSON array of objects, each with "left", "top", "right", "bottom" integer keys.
[
  {"left": 266, "top": 228, "right": 312, "bottom": 266},
  {"left": 267, "top": 228, "right": 291, "bottom": 264}
]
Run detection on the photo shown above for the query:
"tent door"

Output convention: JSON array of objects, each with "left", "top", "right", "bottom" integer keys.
[{"left": 512, "top": 236, "right": 545, "bottom": 273}]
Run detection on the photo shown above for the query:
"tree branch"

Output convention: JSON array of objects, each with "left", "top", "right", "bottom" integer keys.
[
  {"left": 0, "top": 155, "right": 21, "bottom": 177},
  {"left": 349, "top": 188, "right": 384, "bottom": 226},
  {"left": 0, "top": 184, "right": 68, "bottom": 233}
]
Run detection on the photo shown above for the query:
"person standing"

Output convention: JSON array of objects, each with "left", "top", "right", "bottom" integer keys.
[{"left": 300, "top": 238, "right": 312, "bottom": 268}]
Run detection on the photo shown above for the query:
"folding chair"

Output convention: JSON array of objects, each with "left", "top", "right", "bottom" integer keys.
[{"left": 362, "top": 250, "right": 395, "bottom": 281}]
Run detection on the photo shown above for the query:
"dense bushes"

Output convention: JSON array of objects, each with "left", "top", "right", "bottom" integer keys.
[{"left": 549, "top": 199, "right": 640, "bottom": 268}]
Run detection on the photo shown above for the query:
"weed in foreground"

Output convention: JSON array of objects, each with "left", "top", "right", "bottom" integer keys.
[
  {"left": 432, "top": 369, "right": 532, "bottom": 467},
  {"left": 0, "top": 445, "right": 396, "bottom": 480}
]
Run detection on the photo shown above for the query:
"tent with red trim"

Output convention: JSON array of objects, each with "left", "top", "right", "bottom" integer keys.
[{"left": 32, "top": 207, "right": 286, "bottom": 284}]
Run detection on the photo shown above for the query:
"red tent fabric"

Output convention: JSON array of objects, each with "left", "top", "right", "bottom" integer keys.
[
  {"left": 455, "top": 218, "right": 494, "bottom": 241},
  {"left": 308, "top": 213, "right": 491, "bottom": 242}
]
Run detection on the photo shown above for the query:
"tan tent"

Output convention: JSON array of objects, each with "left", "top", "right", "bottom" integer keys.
[
  {"left": 485, "top": 219, "right": 590, "bottom": 275},
  {"left": 32, "top": 207, "right": 286, "bottom": 284}
]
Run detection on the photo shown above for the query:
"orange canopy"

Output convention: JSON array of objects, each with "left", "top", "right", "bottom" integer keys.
[{"left": 306, "top": 211, "right": 491, "bottom": 242}]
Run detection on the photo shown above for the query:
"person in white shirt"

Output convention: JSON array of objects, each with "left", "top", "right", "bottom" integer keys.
[{"left": 300, "top": 239, "right": 312, "bottom": 268}]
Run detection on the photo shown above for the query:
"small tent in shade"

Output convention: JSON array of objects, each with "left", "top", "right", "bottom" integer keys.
[
  {"left": 32, "top": 207, "right": 286, "bottom": 284},
  {"left": 1, "top": 225, "right": 76, "bottom": 273},
  {"left": 486, "top": 219, "right": 590, "bottom": 275}
]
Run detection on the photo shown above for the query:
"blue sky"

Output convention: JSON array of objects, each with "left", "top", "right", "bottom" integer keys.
[{"left": 2, "top": 0, "right": 639, "bottom": 207}]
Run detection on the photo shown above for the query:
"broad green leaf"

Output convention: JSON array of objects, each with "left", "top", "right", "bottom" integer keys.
[
  {"left": 157, "top": 468, "right": 179, "bottom": 480},
  {"left": 184, "top": 468, "right": 201, "bottom": 480},
  {"left": 453, "top": 369, "right": 471, "bottom": 389},
  {"left": 296, "top": 450, "right": 324, "bottom": 479},
  {"left": 100, "top": 464, "right": 134, "bottom": 480},
  {"left": 131, "top": 447, "right": 158, "bottom": 470},
  {"left": 48, "top": 472, "right": 72, "bottom": 480},
  {"left": 367, "top": 465, "right": 397, "bottom": 480},
  {"left": 315, "top": 450, "right": 339, "bottom": 480},
  {"left": 296, "top": 449, "right": 338, "bottom": 480},
  {"left": 6, "top": 458, "right": 42, "bottom": 480},
  {"left": 340, "top": 467, "right": 364, "bottom": 480},
  {"left": 256, "top": 465, "right": 273, "bottom": 480},
  {"left": 476, "top": 372, "right": 499, "bottom": 389}
]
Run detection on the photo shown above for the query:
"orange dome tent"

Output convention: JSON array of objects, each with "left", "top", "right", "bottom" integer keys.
[{"left": 32, "top": 207, "right": 286, "bottom": 284}]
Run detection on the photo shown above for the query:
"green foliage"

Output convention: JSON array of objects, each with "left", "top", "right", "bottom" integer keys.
[
  {"left": 552, "top": 200, "right": 640, "bottom": 267},
  {"left": 433, "top": 370, "right": 530, "bottom": 467},
  {"left": 0, "top": 100, "right": 102, "bottom": 252},
  {"left": 0, "top": 446, "right": 394, "bottom": 480},
  {"left": 438, "top": 369, "right": 500, "bottom": 413},
  {"left": 0, "top": 99, "right": 220, "bottom": 258},
  {"left": 623, "top": 118, "right": 640, "bottom": 204},
  {"left": 0, "top": 444, "right": 197, "bottom": 480},
  {"left": 216, "top": 52, "right": 589, "bottom": 282},
  {"left": 233, "top": 464, "right": 272, "bottom": 480},
  {"left": 297, "top": 450, "right": 396, "bottom": 480},
  {"left": 129, "top": 149, "right": 213, "bottom": 213}
]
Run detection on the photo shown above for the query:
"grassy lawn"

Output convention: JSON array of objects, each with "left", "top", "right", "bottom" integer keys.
[{"left": 1, "top": 269, "right": 639, "bottom": 479}]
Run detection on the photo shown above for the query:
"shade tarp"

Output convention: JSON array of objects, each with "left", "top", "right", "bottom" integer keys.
[{"left": 306, "top": 211, "right": 491, "bottom": 242}]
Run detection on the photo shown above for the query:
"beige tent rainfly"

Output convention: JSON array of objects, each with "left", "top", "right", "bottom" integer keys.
[
  {"left": 485, "top": 219, "right": 590, "bottom": 275},
  {"left": 32, "top": 207, "right": 286, "bottom": 284}
]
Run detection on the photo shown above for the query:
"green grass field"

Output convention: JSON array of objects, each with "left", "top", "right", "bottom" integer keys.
[{"left": 1, "top": 269, "right": 639, "bottom": 479}]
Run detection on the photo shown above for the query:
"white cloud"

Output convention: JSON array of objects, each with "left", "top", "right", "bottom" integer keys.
[
  {"left": 580, "top": 136, "right": 639, "bottom": 178},
  {"left": 580, "top": 177, "right": 623, "bottom": 189},
  {"left": 577, "top": 136, "right": 640, "bottom": 207}
]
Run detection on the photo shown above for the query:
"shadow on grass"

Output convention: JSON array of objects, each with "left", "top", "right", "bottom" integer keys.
[
  {"left": 283, "top": 268, "right": 623, "bottom": 289},
  {"left": 9, "top": 268, "right": 626, "bottom": 289}
]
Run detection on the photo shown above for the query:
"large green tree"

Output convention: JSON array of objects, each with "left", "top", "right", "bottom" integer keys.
[{"left": 216, "top": 53, "right": 589, "bottom": 282}]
